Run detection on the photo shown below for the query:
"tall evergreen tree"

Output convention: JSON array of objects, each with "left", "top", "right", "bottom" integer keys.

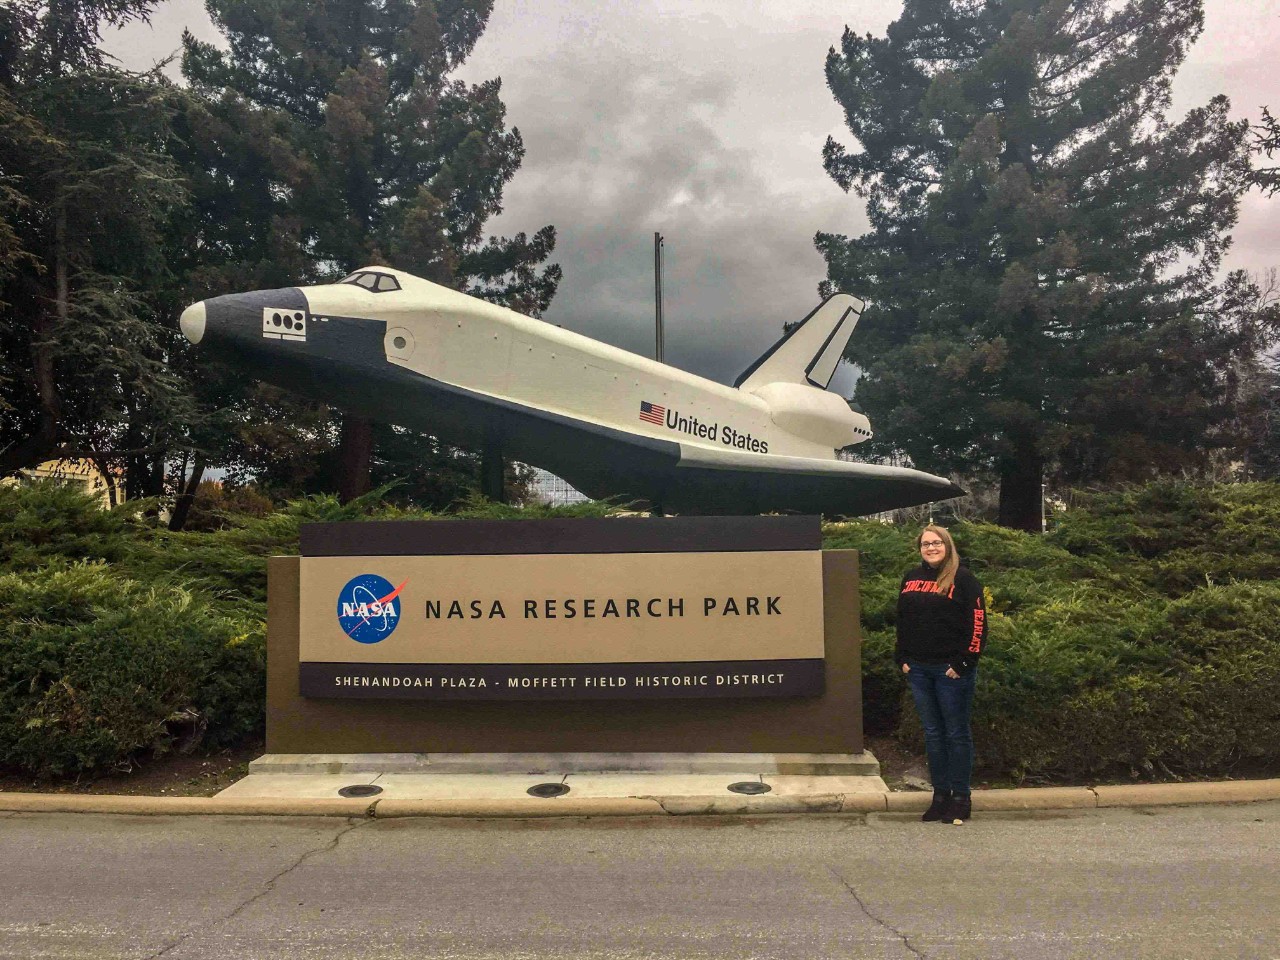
[
  {"left": 1252, "top": 107, "right": 1280, "bottom": 196},
  {"left": 818, "top": 0, "right": 1270, "bottom": 529},
  {"left": 180, "top": 0, "right": 560, "bottom": 501},
  {"left": 0, "top": 0, "right": 190, "bottom": 488}
]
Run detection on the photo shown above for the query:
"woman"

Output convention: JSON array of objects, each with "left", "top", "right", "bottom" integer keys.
[{"left": 896, "top": 524, "right": 986, "bottom": 825}]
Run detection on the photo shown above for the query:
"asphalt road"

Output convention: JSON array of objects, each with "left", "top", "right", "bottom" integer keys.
[{"left": 1, "top": 802, "right": 1277, "bottom": 959}]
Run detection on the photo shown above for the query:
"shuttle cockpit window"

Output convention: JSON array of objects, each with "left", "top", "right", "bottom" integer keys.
[{"left": 340, "top": 270, "right": 402, "bottom": 293}]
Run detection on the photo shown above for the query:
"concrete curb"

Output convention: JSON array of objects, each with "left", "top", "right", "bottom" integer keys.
[
  {"left": 1094, "top": 779, "right": 1280, "bottom": 807},
  {"left": 373, "top": 797, "right": 665, "bottom": 818},
  {"left": 885, "top": 787, "right": 1097, "bottom": 812},
  {"left": 654, "top": 794, "right": 845, "bottom": 816},
  {"left": 1, "top": 779, "right": 1277, "bottom": 818},
  {"left": 0, "top": 793, "right": 377, "bottom": 817}
]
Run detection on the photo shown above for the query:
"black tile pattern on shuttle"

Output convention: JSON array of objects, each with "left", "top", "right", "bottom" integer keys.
[{"left": 299, "top": 515, "right": 820, "bottom": 557}]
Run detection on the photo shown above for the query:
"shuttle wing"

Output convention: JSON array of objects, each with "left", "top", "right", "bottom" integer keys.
[
  {"left": 659, "top": 444, "right": 963, "bottom": 517},
  {"left": 523, "top": 404, "right": 962, "bottom": 517}
]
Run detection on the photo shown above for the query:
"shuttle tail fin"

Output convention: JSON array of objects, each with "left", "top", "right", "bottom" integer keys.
[{"left": 734, "top": 293, "right": 865, "bottom": 391}]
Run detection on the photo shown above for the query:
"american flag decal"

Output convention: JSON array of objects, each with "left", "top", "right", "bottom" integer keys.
[{"left": 639, "top": 401, "right": 665, "bottom": 426}]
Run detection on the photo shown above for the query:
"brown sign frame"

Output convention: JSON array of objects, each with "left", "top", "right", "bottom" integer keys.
[{"left": 267, "top": 517, "right": 862, "bottom": 754}]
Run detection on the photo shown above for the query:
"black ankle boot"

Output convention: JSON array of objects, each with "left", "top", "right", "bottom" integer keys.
[
  {"left": 921, "top": 792, "right": 951, "bottom": 822},
  {"left": 942, "top": 794, "right": 972, "bottom": 824}
]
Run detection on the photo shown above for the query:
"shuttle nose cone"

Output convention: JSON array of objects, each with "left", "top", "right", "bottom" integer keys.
[{"left": 180, "top": 301, "right": 206, "bottom": 345}]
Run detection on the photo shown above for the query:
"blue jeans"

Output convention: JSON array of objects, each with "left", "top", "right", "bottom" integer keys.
[{"left": 906, "top": 661, "right": 977, "bottom": 797}]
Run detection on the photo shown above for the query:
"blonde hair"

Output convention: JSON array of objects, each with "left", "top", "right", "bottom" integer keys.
[{"left": 918, "top": 524, "right": 960, "bottom": 597}]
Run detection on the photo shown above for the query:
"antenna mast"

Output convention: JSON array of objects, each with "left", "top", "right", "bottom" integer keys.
[{"left": 654, "top": 232, "right": 665, "bottom": 362}]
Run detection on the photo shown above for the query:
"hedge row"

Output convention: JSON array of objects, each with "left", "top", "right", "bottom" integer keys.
[
  {"left": 1, "top": 480, "right": 1277, "bottom": 781},
  {"left": 0, "top": 562, "right": 265, "bottom": 777},
  {"left": 0, "top": 483, "right": 615, "bottom": 777},
  {"left": 834, "top": 482, "right": 1280, "bottom": 781}
]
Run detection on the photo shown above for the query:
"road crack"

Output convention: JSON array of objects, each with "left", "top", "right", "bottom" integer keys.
[
  {"left": 827, "top": 864, "right": 928, "bottom": 959},
  {"left": 144, "top": 816, "right": 372, "bottom": 959},
  {"left": 648, "top": 796, "right": 675, "bottom": 815}
]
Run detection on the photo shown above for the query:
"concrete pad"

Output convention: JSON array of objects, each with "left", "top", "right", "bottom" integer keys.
[
  {"left": 973, "top": 787, "right": 1097, "bottom": 810},
  {"left": 773, "top": 752, "right": 881, "bottom": 775},
  {"left": 1095, "top": 779, "right": 1280, "bottom": 807},
  {"left": 761, "top": 775, "right": 887, "bottom": 795},
  {"left": 370, "top": 774, "right": 566, "bottom": 800},
  {"left": 372, "top": 797, "right": 665, "bottom": 818},
  {"left": 559, "top": 773, "right": 764, "bottom": 798},
  {"left": 249, "top": 751, "right": 880, "bottom": 775},
  {"left": 214, "top": 773, "right": 379, "bottom": 800},
  {"left": 250, "top": 753, "right": 421, "bottom": 774}
]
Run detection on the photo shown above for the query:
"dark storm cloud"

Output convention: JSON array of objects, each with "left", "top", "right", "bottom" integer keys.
[
  {"left": 106, "top": 0, "right": 1279, "bottom": 393},
  {"left": 466, "top": 19, "right": 870, "bottom": 387}
]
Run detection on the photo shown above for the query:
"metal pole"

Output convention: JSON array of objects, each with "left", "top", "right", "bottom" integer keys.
[{"left": 654, "top": 232, "right": 664, "bottom": 363}]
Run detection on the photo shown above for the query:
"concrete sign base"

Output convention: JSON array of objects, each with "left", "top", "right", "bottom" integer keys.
[{"left": 266, "top": 517, "right": 863, "bottom": 759}]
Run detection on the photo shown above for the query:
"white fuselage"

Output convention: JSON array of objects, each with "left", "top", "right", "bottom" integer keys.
[{"left": 302, "top": 272, "right": 871, "bottom": 462}]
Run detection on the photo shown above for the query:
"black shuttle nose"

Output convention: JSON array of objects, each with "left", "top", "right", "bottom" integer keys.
[{"left": 179, "top": 287, "right": 310, "bottom": 351}]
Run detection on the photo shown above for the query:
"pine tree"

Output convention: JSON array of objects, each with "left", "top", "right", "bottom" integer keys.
[
  {"left": 818, "top": 0, "right": 1268, "bottom": 529},
  {"left": 180, "top": 0, "right": 560, "bottom": 502},
  {"left": 0, "top": 1, "right": 190, "bottom": 488},
  {"left": 1252, "top": 108, "right": 1280, "bottom": 196}
]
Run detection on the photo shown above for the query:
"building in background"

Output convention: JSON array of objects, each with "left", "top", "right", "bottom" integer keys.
[
  {"left": 2, "top": 459, "right": 121, "bottom": 508},
  {"left": 527, "top": 467, "right": 590, "bottom": 507}
]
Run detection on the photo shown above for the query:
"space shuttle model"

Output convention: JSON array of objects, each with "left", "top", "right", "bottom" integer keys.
[{"left": 179, "top": 267, "right": 962, "bottom": 515}]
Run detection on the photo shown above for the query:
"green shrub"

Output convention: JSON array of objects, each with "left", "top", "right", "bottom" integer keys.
[
  {"left": 3, "top": 480, "right": 1278, "bottom": 781},
  {"left": 182, "top": 481, "right": 276, "bottom": 532},
  {"left": 834, "top": 485, "right": 1280, "bottom": 781},
  {"left": 0, "top": 562, "right": 265, "bottom": 777},
  {"left": 0, "top": 484, "right": 626, "bottom": 778},
  {"left": 859, "top": 629, "right": 904, "bottom": 734},
  {"left": 968, "top": 644, "right": 1280, "bottom": 781},
  {"left": 0, "top": 482, "right": 138, "bottom": 571}
]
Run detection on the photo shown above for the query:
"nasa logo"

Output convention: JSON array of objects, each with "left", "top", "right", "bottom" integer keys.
[{"left": 336, "top": 574, "right": 407, "bottom": 644}]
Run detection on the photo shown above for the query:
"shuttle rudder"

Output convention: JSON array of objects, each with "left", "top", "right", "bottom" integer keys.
[{"left": 735, "top": 294, "right": 865, "bottom": 391}]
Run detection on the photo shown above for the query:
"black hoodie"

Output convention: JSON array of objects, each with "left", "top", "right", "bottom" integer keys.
[{"left": 894, "top": 562, "right": 987, "bottom": 676}]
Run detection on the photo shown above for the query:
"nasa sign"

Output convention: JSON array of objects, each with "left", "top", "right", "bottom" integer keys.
[
  {"left": 265, "top": 516, "right": 866, "bottom": 757},
  {"left": 335, "top": 574, "right": 405, "bottom": 643},
  {"left": 294, "top": 516, "right": 827, "bottom": 701}
]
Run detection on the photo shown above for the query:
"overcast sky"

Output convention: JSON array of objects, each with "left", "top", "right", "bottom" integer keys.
[{"left": 107, "top": 0, "right": 1280, "bottom": 390}]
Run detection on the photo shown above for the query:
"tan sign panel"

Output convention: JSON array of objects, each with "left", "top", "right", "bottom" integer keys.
[{"left": 299, "top": 550, "right": 823, "bottom": 666}]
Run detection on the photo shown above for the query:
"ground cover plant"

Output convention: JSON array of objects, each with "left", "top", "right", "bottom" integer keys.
[
  {"left": 832, "top": 482, "right": 1280, "bottom": 782},
  {"left": 0, "top": 482, "right": 616, "bottom": 777},
  {"left": 0, "top": 480, "right": 1276, "bottom": 781}
]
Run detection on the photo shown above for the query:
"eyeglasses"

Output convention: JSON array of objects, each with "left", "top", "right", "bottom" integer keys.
[{"left": 920, "top": 540, "right": 945, "bottom": 548}]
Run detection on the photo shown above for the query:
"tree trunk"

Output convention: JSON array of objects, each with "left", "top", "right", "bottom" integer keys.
[
  {"left": 123, "top": 395, "right": 147, "bottom": 501},
  {"left": 90, "top": 454, "right": 118, "bottom": 508},
  {"left": 168, "top": 453, "right": 207, "bottom": 531},
  {"left": 997, "top": 433, "right": 1044, "bottom": 532},
  {"left": 146, "top": 454, "right": 167, "bottom": 497},
  {"left": 1, "top": 203, "right": 67, "bottom": 478},
  {"left": 337, "top": 415, "right": 374, "bottom": 503},
  {"left": 480, "top": 431, "right": 506, "bottom": 503}
]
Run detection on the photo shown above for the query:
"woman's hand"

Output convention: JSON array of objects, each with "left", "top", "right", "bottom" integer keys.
[
  {"left": 901, "top": 663, "right": 910, "bottom": 674},
  {"left": 945, "top": 667, "right": 960, "bottom": 679}
]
